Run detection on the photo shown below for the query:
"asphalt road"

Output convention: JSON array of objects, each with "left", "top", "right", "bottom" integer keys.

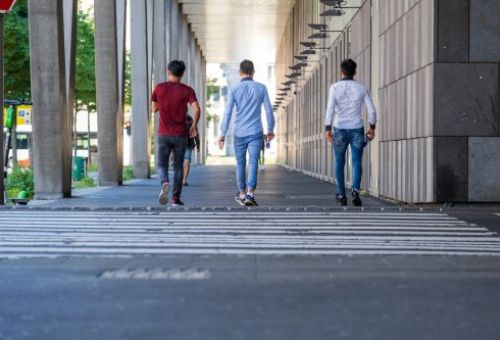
[
  {"left": 1, "top": 254, "right": 500, "bottom": 340},
  {"left": 1, "top": 166, "right": 500, "bottom": 339},
  {"left": 0, "top": 209, "right": 499, "bottom": 340}
]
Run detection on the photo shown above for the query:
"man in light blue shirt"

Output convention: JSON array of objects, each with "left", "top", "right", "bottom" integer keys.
[{"left": 218, "top": 59, "right": 275, "bottom": 206}]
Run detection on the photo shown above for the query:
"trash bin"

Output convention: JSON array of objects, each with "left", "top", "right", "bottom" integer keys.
[{"left": 72, "top": 156, "right": 86, "bottom": 181}]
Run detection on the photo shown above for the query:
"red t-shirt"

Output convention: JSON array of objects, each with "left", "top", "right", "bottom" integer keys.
[{"left": 152, "top": 82, "right": 197, "bottom": 137}]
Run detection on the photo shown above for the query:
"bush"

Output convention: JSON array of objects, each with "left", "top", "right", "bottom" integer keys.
[
  {"left": 6, "top": 167, "right": 34, "bottom": 199},
  {"left": 123, "top": 166, "right": 134, "bottom": 182},
  {"left": 88, "top": 163, "right": 98, "bottom": 172},
  {"left": 73, "top": 176, "right": 96, "bottom": 189}
]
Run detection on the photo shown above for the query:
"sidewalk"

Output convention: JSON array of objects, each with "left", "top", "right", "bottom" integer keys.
[{"left": 28, "top": 165, "right": 387, "bottom": 209}]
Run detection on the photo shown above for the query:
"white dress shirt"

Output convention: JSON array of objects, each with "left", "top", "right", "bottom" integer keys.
[{"left": 324, "top": 79, "right": 377, "bottom": 130}]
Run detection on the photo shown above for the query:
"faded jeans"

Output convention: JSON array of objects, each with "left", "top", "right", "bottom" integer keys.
[
  {"left": 234, "top": 132, "right": 262, "bottom": 192},
  {"left": 157, "top": 135, "right": 187, "bottom": 199},
  {"left": 333, "top": 127, "right": 364, "bottom": 196}
]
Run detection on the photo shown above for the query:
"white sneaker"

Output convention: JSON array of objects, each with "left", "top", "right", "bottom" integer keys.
[{"left": 158, "top": 182, "right": 170, "bottom": 205}]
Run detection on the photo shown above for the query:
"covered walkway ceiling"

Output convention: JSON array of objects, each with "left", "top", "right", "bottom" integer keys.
[{"left": 178, "top": 0, "right": 295, "bottom": 64}]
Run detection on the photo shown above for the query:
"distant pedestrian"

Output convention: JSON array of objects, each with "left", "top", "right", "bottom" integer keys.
[
  {"left": 325, "top": 59, "right": 377, "bottom": 206},
  {"left": 218, "top": 59, "right": 275, "bottom": 206},
  {"left": 183, "top": 115, "right": 200, "bottom": 186},
  {"left": 152, "top": 60, "right": 201, "bottom": 206}
]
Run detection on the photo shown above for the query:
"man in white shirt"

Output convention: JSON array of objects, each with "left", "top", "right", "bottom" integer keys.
[{"left": 325, "top": 59, "right": 377, "bottom": 206}]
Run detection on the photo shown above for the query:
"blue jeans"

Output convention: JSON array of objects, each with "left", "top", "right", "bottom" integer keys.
[
  {"left": 234, "top": 132, "right": 262, "bottom": 192},
  {"left": 333, "top": 127, "right": 364, "bottom": 196},
  {"left": 157, "top": 135, "right": 187, "bottom": 199}
]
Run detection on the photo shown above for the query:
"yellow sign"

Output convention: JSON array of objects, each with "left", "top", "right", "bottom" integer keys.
[{"left": 16, "top": 105, "right": 32, "bottom": 126}]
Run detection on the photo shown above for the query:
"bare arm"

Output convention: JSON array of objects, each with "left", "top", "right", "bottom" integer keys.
[{"left": 189, "top": 101, "right": 201, "bottom": 137}]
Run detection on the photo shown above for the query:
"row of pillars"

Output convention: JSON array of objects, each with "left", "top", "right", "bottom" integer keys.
[
  {"left": 131, "top": 0, "right": 207, "bottom": 180},
  {"left": 0, "top": 0, "right": 206, "bottom": 202}
]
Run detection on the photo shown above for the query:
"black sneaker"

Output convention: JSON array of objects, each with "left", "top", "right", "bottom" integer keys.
[
  {"left": 171, "top": 198, "right": 184, "bottom": 207},
  {"left": 336, "top": 194, "right": 347, "bottom": 206},
  {"left": 244, "top": 194, "right": 258, "bottom": 206},
  {"left": 235, "top": 193, "right": 246, "bottom": 206},
  {"left": 352, "top": 190, "right": 362, "bottom": 207}
]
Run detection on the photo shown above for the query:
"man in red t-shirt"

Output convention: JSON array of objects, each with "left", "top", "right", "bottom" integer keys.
[{"left": 152, "top": 60, "right": 201, "bottom": 206}]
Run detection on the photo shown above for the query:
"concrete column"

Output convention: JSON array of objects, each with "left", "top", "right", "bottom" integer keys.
[
  {"left": 94, "top": 0, "right": 122, "bottom": 185},
  {"left": 153, "top": 0, "right": 167, "bottom": 85},
  {"left": 116, "top": 0, "right": 127, "bottom": 175},
  {"left": 130, "top": 0, "right": 151, "bottom": 179},
  {"left": 153, "top": 0, "right": 172, "bottom": 81},
  {"left": 196, "top": 46, "right": 205, "bottom": 165},
  {"left": 147, "top": 0, "right": 153, "bottom": 96},
  {"left": 195, "top": 52, "right": 206, "bottom": 165},
  {"left": 63, "top": 0, "right": 77, "bottom": 197},
  {"left": 189, "top": 31, "right": 196, "bottom": 87},
  {"left": 370, "top": 0, "right": 380, "bottom": 197},
  {"left": 0, "top": 14, "right": 4, "bottom": 204},
  {"left": 29, "top": 0, "right": 69, "bottom": 199},
  {"left": 169, "top": 0, "right": 180, "bottom": 61},
  {"left": 181, "top": 16, "right": 190, "bottom": 84},
  {"left": 164, "top": 0, "right": 172, "bottom": 64},
  {"left": 152, "top": 0, "right": 171, "bottom": 169}
]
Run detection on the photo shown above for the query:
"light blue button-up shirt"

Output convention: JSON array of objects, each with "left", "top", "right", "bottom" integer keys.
[{"left": 220, "top": 78, "right": 275, "bottom": 138}]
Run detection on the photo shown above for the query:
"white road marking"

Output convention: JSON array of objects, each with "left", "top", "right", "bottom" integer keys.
[
  {"left": 100, "top": 268, "right": 211, "bottom": 280},
  {"left": 0, "top": 211, "right": 499, "bottom": 258}
]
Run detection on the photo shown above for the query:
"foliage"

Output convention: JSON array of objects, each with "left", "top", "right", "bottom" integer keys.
[
  {"left": 74, "top": 9, "right": 97, "bottom": 113},
  {"left": 124, "top": 51, "right": 132, "bottom": 106},
  {"left": 207, "top": 77, "right": 220, "bottom": 99},
  {"left": 6, "top": 167, "right": 34, "bottom": 199},
  {"left": 207, "top": 113, "right": 219, "bottom": 123},
  {"left": 73, "top": 176, "right": 96, "bottom": 189},
  {"left": 3, "top": 0, "right": 30, "bottom": 101},
  {"left": 76, "top": 166, "right": 135, "bottom": 183},
  {"left": 123, "top": 166, "right": 134, "bottom": 182}
]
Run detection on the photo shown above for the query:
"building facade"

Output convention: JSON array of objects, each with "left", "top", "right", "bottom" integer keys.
[{"left": 275, "top": 0, "right": 500, "bottom": 203}]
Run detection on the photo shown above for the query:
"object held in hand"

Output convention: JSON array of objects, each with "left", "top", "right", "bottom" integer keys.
[{"left": 362, "top": 133, "right": 371, "bottom": 148}]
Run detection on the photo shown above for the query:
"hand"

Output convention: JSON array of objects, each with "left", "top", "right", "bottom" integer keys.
[
  {"left": 366, "top": 128, "right": 375, "bottom": 141},
  {"left": 189, "top": 125, "right": 199, "bottom": 138},
  {"left": 326, "top": 131, "right": 334, "bottom": 144},
  {"left": 218, "top": 136, "right": 225, "bottom": 150},
  {"left": 266, "top": 132, "right": 275, "bottom": 142}
]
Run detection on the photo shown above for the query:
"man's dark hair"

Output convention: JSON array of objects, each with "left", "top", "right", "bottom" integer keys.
[
  {"left": 240, "top": 59, "right": 255, "bottom": 75},
  {"left": 340, "top": 59, "right": 357, "bottom": 78},
  {"left": 168, "top": 60, "right": 186, "bottom": 77}
]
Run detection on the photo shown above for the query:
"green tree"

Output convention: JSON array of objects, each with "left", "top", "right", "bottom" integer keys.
[
  {"left": 3, "top": 0, "right": 30, "bottom": 101},
  {"left": 74, "top": 9, "right": 96, "bottom": 113},
  {"left": 124, "top": 51, "right": 131, "bottom": 106},
  {"left": 3, "top": 2, "right": 129, "bottom": 111},
  {"left": 207, "top": 77, "right": 220, "bottom": 99}
]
